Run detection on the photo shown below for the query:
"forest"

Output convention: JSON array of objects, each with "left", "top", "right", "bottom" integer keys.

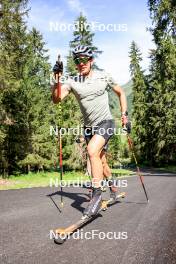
[{"left": 0, "top": 0, "right": 175, "bottom": 178}]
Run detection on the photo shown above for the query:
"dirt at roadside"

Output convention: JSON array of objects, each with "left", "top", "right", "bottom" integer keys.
[{"left": 0, "top": 179, "right": 12, "bottom": 186}]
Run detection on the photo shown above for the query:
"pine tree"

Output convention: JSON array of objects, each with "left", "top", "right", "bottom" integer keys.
[
  {"left": 18, "top": 28, "right": 55, "bottom": 172},
  {"left": 0, "top": 0, "right": 29, "bottom": 175},
  {"left": 66, "top": 12, "right": 103, "bottom": 75},
  {"left": 129, "top": 41, "right": 148, "bottom": 163},
  {"left": 0, "top": 1, "right": 55, "bottom": 175},
  {"left": 147, "top": 0, "right": 176, "bottom": 164}
]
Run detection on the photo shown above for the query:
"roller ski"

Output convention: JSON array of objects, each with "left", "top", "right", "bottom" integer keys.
[{"left": 53, "top": 188, "right": 125, "bottom": 244}]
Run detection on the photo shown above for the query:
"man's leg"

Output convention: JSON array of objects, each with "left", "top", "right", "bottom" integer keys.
[
  {"left": 87, "top": 134, "right": 106, "bottom": 188},
  {"left": 100, "top": 150, "right": 112, "bottom": 178},
  {"left": 83, "top": 134, "right": 105, "bottom": 217},
  {"left": 100, "top": 150, "right": 118, "bottom": 199}
]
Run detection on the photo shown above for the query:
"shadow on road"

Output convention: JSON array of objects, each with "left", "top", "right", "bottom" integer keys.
[
  {"left": 47, "top": 189, "right": 124, "bottom": 214},
  {"left": 47, "top": 190, "right": 90, "bottom": 214}
]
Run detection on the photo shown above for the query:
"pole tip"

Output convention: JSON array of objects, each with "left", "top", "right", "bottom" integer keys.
[{"left": 61, "top": 202, "right": 64, "bottom": 207}]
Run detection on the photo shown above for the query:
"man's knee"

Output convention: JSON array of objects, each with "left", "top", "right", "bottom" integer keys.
[{"left": 87, "top": 145, "right": 100, "bottom": 159}]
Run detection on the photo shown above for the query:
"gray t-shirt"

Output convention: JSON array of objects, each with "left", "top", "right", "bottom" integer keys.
[{"left": 63, "top": 70, "right": 118, "bottom": 126}]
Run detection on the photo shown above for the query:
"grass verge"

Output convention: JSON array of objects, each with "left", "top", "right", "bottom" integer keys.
[
  {"left": 0, "top": 169, "right": 133, "bottom": 190},
  {"left": 156, "top": 165, "right": 176, "bottom": 174}
]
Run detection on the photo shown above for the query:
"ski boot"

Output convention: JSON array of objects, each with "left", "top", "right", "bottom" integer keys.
[
  {"left": 83, "top": 187, "right": 102, "bottom": 217},
  {"left": 108, "top": 177, "right": 118, "bottom": 201}
]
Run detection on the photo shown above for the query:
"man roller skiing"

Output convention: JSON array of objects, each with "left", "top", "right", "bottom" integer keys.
[{"left": 52, "top": 45, "right": 130, "bottom": 218}]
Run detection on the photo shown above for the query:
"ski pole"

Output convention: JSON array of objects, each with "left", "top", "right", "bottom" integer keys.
[
  {"left": 124, "top": 124, "right": 149, "bottom": 202},
  {"left": 56, "top": 73, "right": 64, "bottom": 208}
]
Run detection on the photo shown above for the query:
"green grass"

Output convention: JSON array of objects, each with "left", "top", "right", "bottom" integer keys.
[
  {"left": 111, "top": 168, "right": 134, "bottom": 175},
  {"left": 0, "top": 171, "right": 86, "bottom": 190},
  {"left": 0, "top": 168, "right": 133, "bottom": 190},
  {"left": 156, "top": 165, "right": 176, "bottom": 173}
]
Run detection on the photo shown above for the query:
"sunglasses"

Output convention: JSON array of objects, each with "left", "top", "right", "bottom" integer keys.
[{"left": 74, "top": 57, "right": 91, "bottom": 65}]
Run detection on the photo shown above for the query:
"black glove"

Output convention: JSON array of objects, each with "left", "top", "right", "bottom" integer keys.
[
  {"left": 53, "top": 62, "right": 60, "bottom": 74},
  {"left": 125, "top": 121, "right": 131, "bottom": 134},
  {"left": 53, "top": 61, "right": 63, "bottom": 74},
  {"left": 75, "top": 137, "right": 85, "bottom": 143},
  {"left": 123, "top": 121, "right": 131, "bottom": 134}
]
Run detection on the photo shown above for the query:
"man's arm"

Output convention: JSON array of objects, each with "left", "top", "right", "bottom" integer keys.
[
  {"left": 112, "top": 84, "right": 127, "bottom": 113},
  {"left": 52, "top": 82, "right": 70, "bottom": 104},
  {"left": 112, "top": 84, "right": 130, "bottom": 128}
]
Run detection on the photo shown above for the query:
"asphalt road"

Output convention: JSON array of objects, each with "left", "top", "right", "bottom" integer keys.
[{"left": 0, "top": 170, "right": 176, "bottom": 264}]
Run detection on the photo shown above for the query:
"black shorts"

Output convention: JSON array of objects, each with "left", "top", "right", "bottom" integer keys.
[{"left": 84, "top": 119, "right": 115, "bottom": 151}]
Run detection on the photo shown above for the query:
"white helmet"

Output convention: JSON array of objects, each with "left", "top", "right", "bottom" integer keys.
[{"left": 72, "top": 45, "right": 93, "bottom": 58}]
